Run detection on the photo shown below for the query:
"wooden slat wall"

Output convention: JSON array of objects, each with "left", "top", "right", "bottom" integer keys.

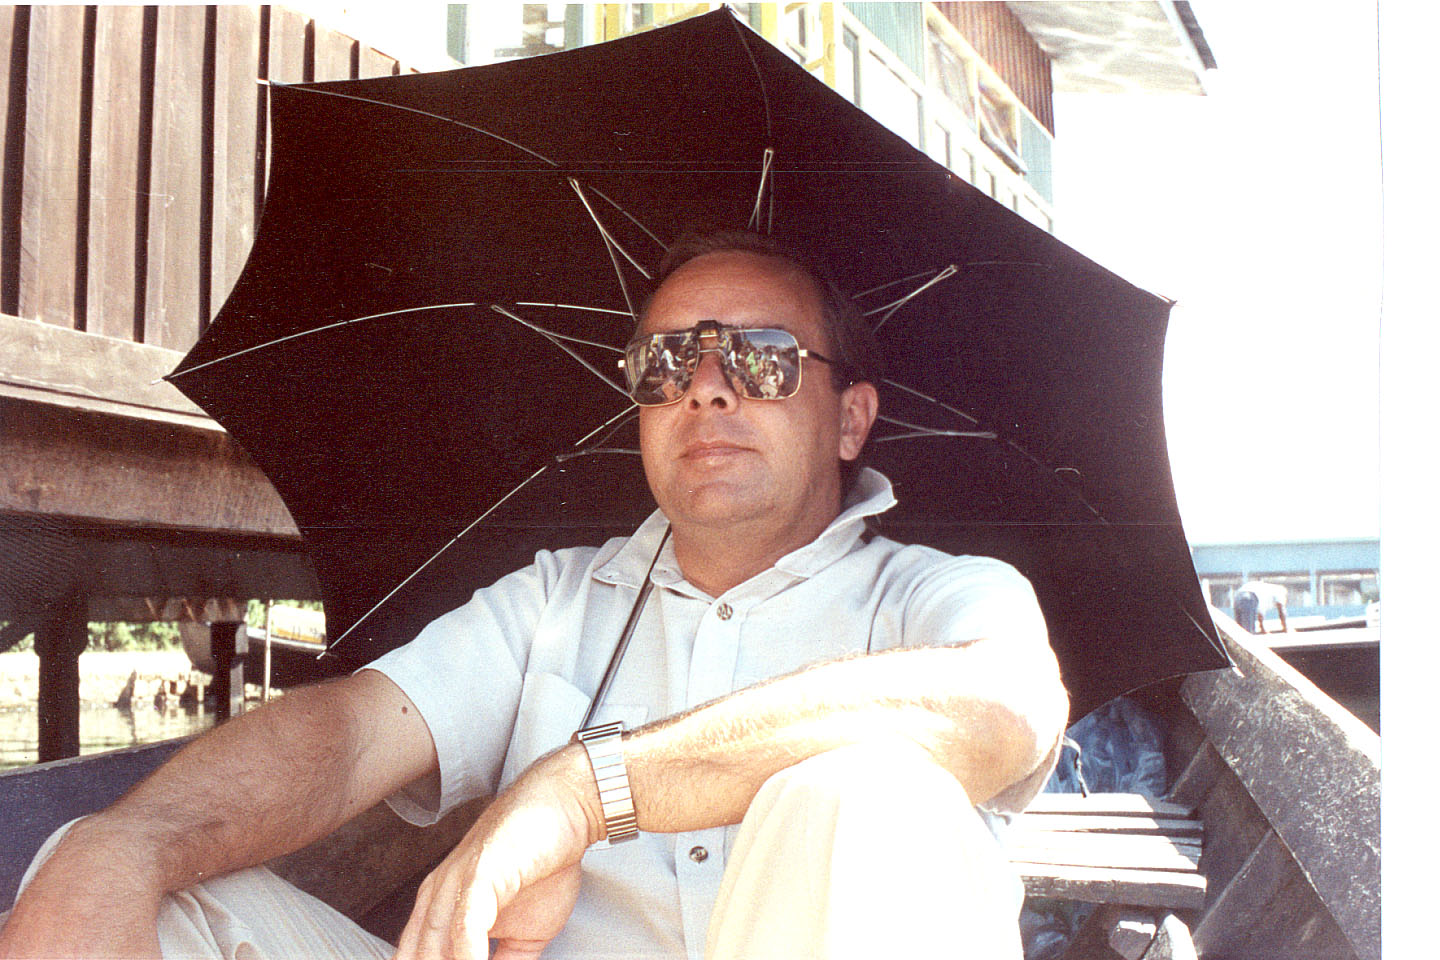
[
  {"left": 934, "top": 1, "right": 1054, "bottom": 134},
  {"left": 1, "top": 5, "right": 409, "bottom": 356}
]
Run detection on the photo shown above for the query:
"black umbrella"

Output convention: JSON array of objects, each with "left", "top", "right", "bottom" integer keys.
[{"left": 167, "top": 9, "right": 1227, "bottom": 721}]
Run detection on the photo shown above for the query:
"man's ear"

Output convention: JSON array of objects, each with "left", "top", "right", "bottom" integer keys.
[{"left": 837, "top": 381, "right": 879, "bottom": 461}]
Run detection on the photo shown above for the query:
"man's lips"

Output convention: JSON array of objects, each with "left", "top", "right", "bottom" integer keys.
[{"left": 679, "top": 439, "right": 753, "bottom": 461}]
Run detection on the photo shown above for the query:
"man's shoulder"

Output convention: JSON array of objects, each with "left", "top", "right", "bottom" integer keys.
[{"left": 858, "top": 535, "right": 1035, "bottom": 593}]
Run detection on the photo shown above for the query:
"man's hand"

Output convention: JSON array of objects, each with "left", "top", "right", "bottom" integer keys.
[{"left": 394, "top": 745, "right": 601, "bottom": 960}]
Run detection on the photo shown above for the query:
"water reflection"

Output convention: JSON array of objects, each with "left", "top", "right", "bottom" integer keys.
[{"left": 0, "top": 704, "right": 215, "bottom": 769}]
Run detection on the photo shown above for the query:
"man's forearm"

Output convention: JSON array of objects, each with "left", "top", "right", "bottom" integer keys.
[
  {"left": 617, "top": 642, "right": 1068, "bottom": 834},
  {"left": 9, "top": 671, "right": 434, "bottom": 921}
]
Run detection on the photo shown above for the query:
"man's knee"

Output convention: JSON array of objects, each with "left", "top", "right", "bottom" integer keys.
[{"left": 750, "top": 739, "right": 970, "bottom": 820}]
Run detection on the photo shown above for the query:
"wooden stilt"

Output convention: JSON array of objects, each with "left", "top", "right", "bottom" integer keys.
[
  {"left": 34, "top": 599, "right": 88, "bottom": 762},
  {"left": 210, "top": 621, "right": 248, "bottom": 721}
]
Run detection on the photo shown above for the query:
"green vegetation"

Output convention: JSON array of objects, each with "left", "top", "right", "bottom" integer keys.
[{"left": 0, "top": 601, "right": 323, "bottom": 655}]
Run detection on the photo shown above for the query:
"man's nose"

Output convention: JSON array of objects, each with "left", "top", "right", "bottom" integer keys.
[{"left": 685, "top": 350, "right": 738, "bottom": 409}]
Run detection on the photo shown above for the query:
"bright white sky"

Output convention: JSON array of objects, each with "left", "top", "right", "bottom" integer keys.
[{"left": 1047, "top": 0, "right": 1382, "bottom": 545}]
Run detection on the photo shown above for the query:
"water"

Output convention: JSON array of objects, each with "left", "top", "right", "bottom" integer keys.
[{"left": 0, "top": 703, "right": 215, "bottom": 769}]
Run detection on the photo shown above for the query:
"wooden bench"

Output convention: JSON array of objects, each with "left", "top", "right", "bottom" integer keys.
[{"left": 1011, "top": 792, "right": 1204, "bottom": 960}]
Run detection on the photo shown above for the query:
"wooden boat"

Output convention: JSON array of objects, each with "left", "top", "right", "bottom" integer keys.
[{"left": 0, "top": 617, "right": 1379, "bottom": 959}]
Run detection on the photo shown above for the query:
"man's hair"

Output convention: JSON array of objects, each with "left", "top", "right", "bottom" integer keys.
[
  {"left": 640, "top": 230, "right": 885, "bottom": 393},
  {"left": 639, "top": 230, "right": 884, "bottom": 493}
]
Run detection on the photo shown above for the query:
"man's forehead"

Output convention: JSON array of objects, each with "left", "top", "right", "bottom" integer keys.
[{"left": 639, "top": 250, "right": 823, "bottom": 334}]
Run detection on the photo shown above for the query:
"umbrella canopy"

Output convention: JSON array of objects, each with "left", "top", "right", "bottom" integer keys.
[{"left": 169, "top": 9, "right": 1227, "bottom": 721}]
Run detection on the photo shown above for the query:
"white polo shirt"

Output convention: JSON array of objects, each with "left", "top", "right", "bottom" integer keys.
[{"left": 364, "top": 468, "right": 1052, "bottom": 959}]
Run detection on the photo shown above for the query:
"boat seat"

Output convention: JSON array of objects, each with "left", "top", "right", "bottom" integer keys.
[{"left": 1011, "top": 792, "right": 1204, "bottom": 960}]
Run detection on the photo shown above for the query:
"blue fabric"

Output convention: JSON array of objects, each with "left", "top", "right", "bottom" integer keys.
[{"left": 1021, "top": 697, "right": 1168, "bottom": 960}]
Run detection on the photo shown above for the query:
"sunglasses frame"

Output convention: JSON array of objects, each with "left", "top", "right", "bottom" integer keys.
[{"left": 619, "top": 320, "right": 838, "bottom": 406}]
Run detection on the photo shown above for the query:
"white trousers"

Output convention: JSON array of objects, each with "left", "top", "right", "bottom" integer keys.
[{"left": 16, "top": 742, "right": 1022, "bottom": 959}]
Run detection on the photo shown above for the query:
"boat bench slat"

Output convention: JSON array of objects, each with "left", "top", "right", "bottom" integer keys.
[
  {"left": 1019, "top": 864, "right": 1208, "bottom": 911},
  {"left": 1009, "top": 814, "right": 1202, "bottom": 836},
  {"left": 1023, "top": 793, "right": 1196, "bottom": 818},
  {"left": 1012, "top": 793, "right": 1205, "bottom": 912}
]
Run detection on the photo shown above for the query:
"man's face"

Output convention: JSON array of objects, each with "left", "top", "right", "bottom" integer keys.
[{"left": 636, "top": 251, "right": 876, "bottom": 542}]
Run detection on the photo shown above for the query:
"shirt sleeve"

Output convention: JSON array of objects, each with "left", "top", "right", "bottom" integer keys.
[
  {"left": 897, "top": 551, "right": 1064, "bottom": 813},
  {"left": 360, "top": 549, "right": 573, "bottom": 825}
]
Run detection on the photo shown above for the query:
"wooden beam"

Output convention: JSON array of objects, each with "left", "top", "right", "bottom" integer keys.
[
  {"left": 211, "top": 620, "right": 247, "bottom": 720},
  {"left": 87, "top": 5, "right": 149, "bottom": 341},
  {"left": 18, "top": 6, "right": 88, "bottom": 329},
  {"left": 1182, "top": 627, "right": 1379, "bottom": 960},
  {"left": 34, "top": 598, "right": 87, "bottom": 762},
  {"left": 1, "top": 397, "right": 298, "bottom": 537},
  {"left": 144, "top": 4, "right": 208, "bottom": 349},
  {"left": 0, "top": 312, "right": 214, "bottom": 427}
]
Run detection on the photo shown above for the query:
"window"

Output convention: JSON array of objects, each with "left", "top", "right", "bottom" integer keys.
[
  {"left": 839, "top": 28, "right": 861, "bottom": 104},
  {"left": 925, "top": 29, "right": 975, "bottom": 128},
  {"left": 1250, "top": 573, "right": 1314, "bottom": 608},
  {"left": 866, "top": 52, "right": 920, "bottom": 146},
  {"left": 951, "top": 147, "right": 974, "bottom": 184},
  {"left": 1319, "top": 571, "right": 1380, "bottom": 606},
  {"left": 926, "top": 121, "right": 951, "bottom": 168}
]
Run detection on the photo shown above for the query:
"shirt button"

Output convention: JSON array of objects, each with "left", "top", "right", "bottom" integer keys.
[
  {"left": 689, "top": 845, "right": 709, "bottom": 863},
  {"left": 716, "top": 603, "right": 733, "bottom": 620}
]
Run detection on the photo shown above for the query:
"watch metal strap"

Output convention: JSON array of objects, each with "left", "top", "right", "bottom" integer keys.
[{"left": 574, "top": 721, "right": 639, "bottom": 846}]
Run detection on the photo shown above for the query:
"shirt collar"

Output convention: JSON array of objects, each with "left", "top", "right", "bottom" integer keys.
[{"left": 593, "top": 467, "right": 897, "bottom": 590}]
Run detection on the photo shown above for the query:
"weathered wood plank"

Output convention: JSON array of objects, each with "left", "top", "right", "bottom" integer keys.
[
  {"left": 1140, "top": 914, "right": 1196, "bottom": 960},
  {"left": 86, "top": 5, "right": 148, "bottom": 341},
  {"left": 313, "top": 22, "right": 356, "bottom": 82},
  {"left": 144, "top": 4, "right": 208, "bottom": 350},
  {"left": 358, "top": 45, "right": 398, "bottom": 79},
  {"left": 0, "top": 395, "right": 298, "bottom": 537},
  {"left": 1010, "top": 814, "right": 1202, "bottom": 836},
  {"left": 1009, "top": 834, "right": 1200, "bottom": 873},
  {"left": 268, "top": 6, "right": 310, "bottom": 84},
  {"left": 1019, "top": 864, "right": 1206, "bottom": 911},
  {"left": 0, "top": 6, "right": 25, "bottom": 311},
  {"left": 18, "top": 5, "right": 87, "bottom": 328},
  {"left": 0, "top": 311, "right": 211, "bottom": 424},
  {"left": 1192, "top": 830, "right": 1359, "bottom": 960},
  {"left": 210, "top": 6, "right": 262, "bottom": 320},
  {"left": 1024, "top": 794, "right": 1194, "bottom": 818},
  {"left": 1182, "top": 626, "right": 1379, "bottom": 960}
]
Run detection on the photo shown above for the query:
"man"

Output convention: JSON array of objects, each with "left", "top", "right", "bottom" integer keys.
[
  {"left": 1232, "top": 580, "right": 1289, "bottom": 634},
  {"left": 1, "top": 232, "right": 1067, "bottom": 959}
]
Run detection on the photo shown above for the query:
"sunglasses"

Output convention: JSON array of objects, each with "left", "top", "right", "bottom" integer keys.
[{"left": 619, "top": 320, "right": 840, "bottom": 406}]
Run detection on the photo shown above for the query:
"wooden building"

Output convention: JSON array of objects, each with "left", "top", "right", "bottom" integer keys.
[{"left": 0, "top": 2, "right": 1213, "bottom": 762}]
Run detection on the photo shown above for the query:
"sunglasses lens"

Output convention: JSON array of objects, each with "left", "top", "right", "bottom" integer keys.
[
  {"left": 622, "top": 326, "right": 804, "bottom": 405},
  {"left": 624, "top": 333, "right": 695, "bottom": 405},
  {"left": 719, "top": 329, "right": 803, "bottom": 400}
]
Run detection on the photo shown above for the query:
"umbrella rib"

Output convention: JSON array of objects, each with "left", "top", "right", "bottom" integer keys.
[
  {"left": 868, "top": 265, "right": 958, "bottom": 329},
  {"left": 874, "top": 414, "right": 996, "bottom": 441},
  {"left": 881, "top": 377, "right": 982, "bottom": 427},
  {"left": 515, "top": 301, "right": 635, "bottom": 318},
  {"left": 321, "top": 462, "right": 554, "bottom": 655},
  {"left": 490, "top": 305, "right": 633, "bottom": 399},
  {"left": 569, "top": 406, "right": 639, "bottom": 451},
  {"left": 264, "top": 80, "right": 559, "bottom": 168},
  {"left": 568, "top": 180, "right": 645, "bottom": 319},
  {"left": 748, "top": 147, "right": 775, "bottom": 233},
  {"left": 727, "top": 13, "right": 774, "bottom": 145},
  {"left": 587, "top": 184, "right": 669, "bottom": 254},
  {"left": 163, "top": 303, "right": 480, "bottom": 381},
  {"left": 568, "top": 179, "right": 654, "bottom": 281}
]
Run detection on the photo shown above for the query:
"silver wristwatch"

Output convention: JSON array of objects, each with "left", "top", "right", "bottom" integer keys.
[{"left": 574, "top": 721, "right": 639, "bottom": 846}]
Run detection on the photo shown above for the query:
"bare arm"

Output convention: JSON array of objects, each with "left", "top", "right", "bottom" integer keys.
[
  {"left": 0, "top": 669, "right": 436, "bottom": 959},
  {"left": 397, "top": 637, "right": 1067, "bottom": 959}
]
